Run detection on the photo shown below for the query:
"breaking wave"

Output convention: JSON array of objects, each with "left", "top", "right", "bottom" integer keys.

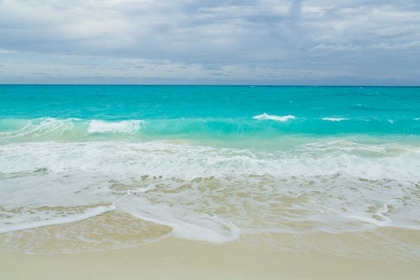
[{"left": 253, "top": 113, "right": 296, "bottom": 122}]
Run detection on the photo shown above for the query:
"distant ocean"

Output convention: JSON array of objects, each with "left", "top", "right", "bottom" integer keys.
[{"left": 1, "top": 85, "right": 420, "bottom": 252}]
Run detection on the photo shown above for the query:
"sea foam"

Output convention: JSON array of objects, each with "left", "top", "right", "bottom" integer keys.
[
  {"left": 321, "top": 117, "right": 348, "bottom": 122},
  {"left": 0, "top": 205, "right": 116, "bottom": 234},
  {"left": 1, "top": 140, "right": 420, "bottom": 243},
  {"left": 0, "top": 118, "right": 76, "bottom": 141},
  {"left": 88, "top": 120, "right": 144, "bottom": 134},
  {"left": 117, "top": 196, "right": 241, "bottom": 243},
  {"left": 253, "top": 113, "right": 295, "bottom": 122}
]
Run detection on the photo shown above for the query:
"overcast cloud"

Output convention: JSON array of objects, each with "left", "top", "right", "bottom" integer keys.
[{"left": 0, "top": 0, "right": 419, "bottom": 85}]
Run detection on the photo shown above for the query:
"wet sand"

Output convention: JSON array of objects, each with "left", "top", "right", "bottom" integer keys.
[{"left": 1, "top": 229, "right": 420, "bottom": 280}]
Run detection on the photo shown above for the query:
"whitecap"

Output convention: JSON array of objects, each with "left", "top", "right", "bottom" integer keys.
[
  {"left": 321, "top": 117, "right": 348, "bottom": 122},
  {"left": 87, "top": 120, "right": 144, "bottom": 134},
  {"left": 253, "top": 113, "right": 295, "bottom": 122}
]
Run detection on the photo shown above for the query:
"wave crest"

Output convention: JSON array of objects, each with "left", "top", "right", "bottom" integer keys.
[
  {"left": 87, "top": 120, "right": 144, "bottom": 134},
  {"left": 321, "top": 118, "right": 348, "bottom": 122},
  {"left": 253, "top": 113, "right": 295, "bottom": 122}
]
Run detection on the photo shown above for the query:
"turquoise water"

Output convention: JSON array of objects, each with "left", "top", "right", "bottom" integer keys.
[
  {"left": 1, "top": 85, "right": 420, "bottom": 253},
  {"left": 1, "top": 85, "right": 420, "bottom": 142}
]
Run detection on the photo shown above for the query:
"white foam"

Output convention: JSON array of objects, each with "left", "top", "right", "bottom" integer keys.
[
  {"left": 321, "top": 117, "right": 348, "bottom": 122},
  {"left": 87, "top": 120, "right": 144, "bottom": 134},
  {"left": 127, "top": 184, "right": 155, "bottom": 195},
  {"left": 117, "top": 196, "right": 240, "bottom": 243},
  {"left": 253, "top": 113, "right": 295, "bottom": 122},
  {"left": 341, "top": 204, "right": 393, "bottom": 228},
  {"left": 1, "top": 140, "right": 420, "bottom": 183},
  {"left": 0, "top": 118, "right": 76, "bottom": 140},
  {"left": 0, "top": 205, "right": 116, "bottom": 234},
  {"left": 1, "top": 139, "right": 420, "bottom": 244}
]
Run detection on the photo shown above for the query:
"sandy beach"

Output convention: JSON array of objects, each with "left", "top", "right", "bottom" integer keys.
[{"left": 1, "top": 226, "right": 419, "bottom": 280}]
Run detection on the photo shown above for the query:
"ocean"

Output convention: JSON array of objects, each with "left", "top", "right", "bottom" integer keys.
[{"left": 1, "top": 85, "right": 420, "bottom": 254}]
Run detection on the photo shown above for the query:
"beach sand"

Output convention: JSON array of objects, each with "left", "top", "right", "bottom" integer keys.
[{"left": 1, "top": 227, "right": 419, "bottom": 280}]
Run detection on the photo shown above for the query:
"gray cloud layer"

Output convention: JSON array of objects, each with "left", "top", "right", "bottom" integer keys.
[{"left": 0, "top": 0, "right": 419, "bottom": 85}]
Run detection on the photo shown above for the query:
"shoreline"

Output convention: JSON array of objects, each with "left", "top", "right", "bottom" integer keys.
[{"left": 1, "top": 228, "right": 420, "bottom": 279}]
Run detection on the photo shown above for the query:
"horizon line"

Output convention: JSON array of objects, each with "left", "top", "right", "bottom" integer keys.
[{"left": 1, "top": 84, "right": 420, "bottom": 87}]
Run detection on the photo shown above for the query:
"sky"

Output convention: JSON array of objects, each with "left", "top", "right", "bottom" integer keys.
[{"left": 0, "top": 0, "right": 419, "bottom": 85}]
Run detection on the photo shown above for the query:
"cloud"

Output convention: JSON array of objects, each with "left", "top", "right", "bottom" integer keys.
[{"left": 0, "top": 0, "right": 419, "bottom": 85}]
